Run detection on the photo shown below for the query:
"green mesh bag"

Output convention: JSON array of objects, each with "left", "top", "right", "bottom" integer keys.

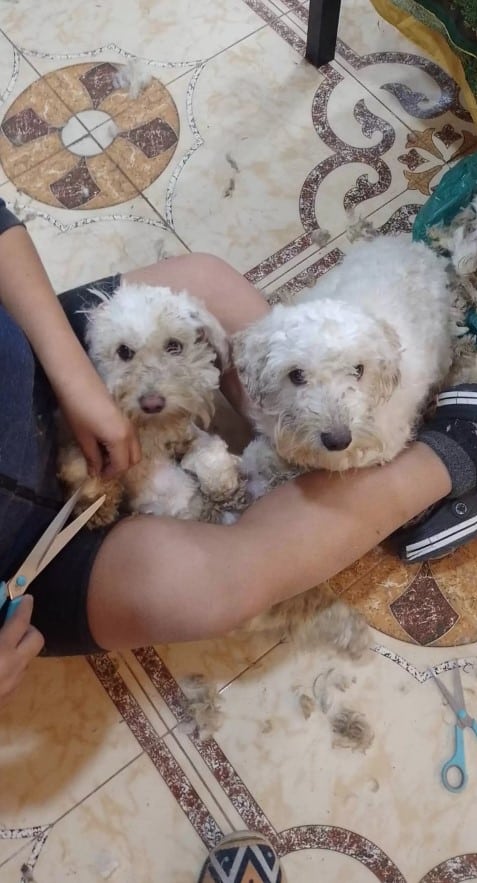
[
  {"left": 413, "top": 153, "right": 477, "bottom": 244},
  {"left": 413, "top": 153, "right": 477, "bottom": 343}
]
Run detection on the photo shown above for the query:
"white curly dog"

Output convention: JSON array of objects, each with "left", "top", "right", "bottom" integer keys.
[
  {"left": 59, "top": 282, "right": 241, "bottom": 525},
  {"left": 234, "top": 234, "right": 454, "bottom": 493}
]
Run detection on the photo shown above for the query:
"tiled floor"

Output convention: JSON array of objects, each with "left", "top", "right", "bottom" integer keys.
[{"left": 1, "top": 1, "right": 477, "bottom": 881}]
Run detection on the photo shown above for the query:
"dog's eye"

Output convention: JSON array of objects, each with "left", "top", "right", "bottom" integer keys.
[
  {"left": 116, "top": 344, "right": 135, "bottom": 361},
  {"left": 354, "top": 364, "right": 364, "bottom": 380},
  {"left": 288, "top": 368, "right": 307, "bottom": 386},
  {"left": 165, "top": 338, "right": 183, "bottom": 355}
]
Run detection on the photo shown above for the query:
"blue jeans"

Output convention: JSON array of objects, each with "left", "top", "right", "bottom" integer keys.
[{"left": 0, "top": 275, "right": 120, "bottom": 655}]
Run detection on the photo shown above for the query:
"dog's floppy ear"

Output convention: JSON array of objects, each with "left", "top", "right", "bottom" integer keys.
[
  {"left": 190, "top": 305, "right": 230, "bottom": 373},
  {"left": 374, "top": 319, "right": 402, "bottom": 402},
  {"left": 232, "top": 325, "right": 271, "bottom": 403}
]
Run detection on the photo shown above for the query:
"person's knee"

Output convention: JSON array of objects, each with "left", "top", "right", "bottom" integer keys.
[{"left": 172, "top": 252, "right": 241, "bottom": 296}]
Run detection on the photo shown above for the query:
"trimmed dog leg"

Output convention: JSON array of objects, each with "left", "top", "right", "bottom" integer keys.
[
  {"left": 181, "top": 430, "right": 241, "bottom": 500},
  {"left": 57, "top": 444, "right": 123, "bottom": 527}
]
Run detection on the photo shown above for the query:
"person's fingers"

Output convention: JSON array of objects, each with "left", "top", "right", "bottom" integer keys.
[
  {"left": 0, "top": 595, "right": 34, "bottom": 649},
  {"left": 101, "top": 439, "right": 129, "bottom": 478},
  {"left": 80, "top": 435, "right": 103, "bottom": 477},
  {"left": 16, "top": 624, "right": 45, "bottom": 663},
  {"left": 101, "top": 421, "right": 140, "bottom": 477},
  {"left": 130, "top": 434, "right": 142, "bottom": 467}
]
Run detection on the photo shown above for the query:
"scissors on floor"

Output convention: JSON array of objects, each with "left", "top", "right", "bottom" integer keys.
[
  {"left": 429, "top": 667, "right": 477, "bottom": 793},
  {"left": 0, "top": 484, "right": 105, "bottom": 624}
]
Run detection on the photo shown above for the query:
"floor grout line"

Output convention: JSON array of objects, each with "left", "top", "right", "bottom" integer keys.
[
  {"left": 0, "top": 750, "right": 145, "bottom": 871},
  {"left": 49, "top": 751, "right": 144, "bottom": 828}
]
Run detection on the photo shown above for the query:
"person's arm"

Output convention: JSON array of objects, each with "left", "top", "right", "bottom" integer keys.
[{"left": 0, "top": 221, "right": 140, "bottom": 477}]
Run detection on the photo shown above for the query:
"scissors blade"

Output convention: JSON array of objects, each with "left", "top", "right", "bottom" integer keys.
[
  {"left": 39, "top": 494, "right": 106, "bottom": 573},
  {"left": 452, "top": 667, "right": 466, "bottom": 710},
  {"left": 7, "top": 486, "right": 105, "bottom": 597},
  {"left": 429, "top": 669, "right": 463, "bottom": 719}
]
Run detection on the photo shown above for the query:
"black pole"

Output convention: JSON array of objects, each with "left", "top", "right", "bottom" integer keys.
[{"left": 306, "top": 0, "right": 342, "bottom": 67}]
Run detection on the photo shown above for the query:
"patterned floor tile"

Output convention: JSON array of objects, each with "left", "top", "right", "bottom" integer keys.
[
  {"left": 91, "top": 639, "right": 477, "bottom": 882},
  {"left": 134, "top": 27, "right": 425, "bottom": 273},
  {"left": 121, "top": 631, "right": 279, "bottom": 732},
  {"left": 0, "top": 35, "right": 77, "bottom": 181}
]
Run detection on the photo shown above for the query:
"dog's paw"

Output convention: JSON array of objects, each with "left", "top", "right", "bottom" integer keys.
[
  {"left": 182, "top": 437, "right": 241, "bottom": 500},
  {"left": 130, "top": 463, "right": 203, "bottom": 520}
]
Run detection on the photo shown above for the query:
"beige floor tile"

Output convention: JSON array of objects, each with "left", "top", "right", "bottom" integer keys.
[
  {"left": 0, "top": 656, "right": 142, "bottom": 829},
  {"left": 0, "top": 178, "right": 185, "bottom": 292},
  {"left": 179, "top": 640, "right": 477, "bottom": 880},
  {"left": 1, "top": 747, "right": 227, "bottom": 883},
  {"left": 120, "top": 632, "right": 279, "bottom": 731},
  {"left": 0, "top": 718, "right": 252, "bottom": 880},
  {"left": 0, "top": 0, "right": 275, "bottom": 62}
]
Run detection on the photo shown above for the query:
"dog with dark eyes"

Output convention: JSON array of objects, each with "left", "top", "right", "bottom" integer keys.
[
  {"left": 58, "top": 282, "right": 241, "bottom": 525},
  {"left": 233, "top": 235, "right": 454, "bottom": 495}
]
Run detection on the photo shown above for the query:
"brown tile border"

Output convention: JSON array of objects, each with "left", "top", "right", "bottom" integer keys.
[
  {"left": 280, "top": 825, "right": 406, "bottom": 879},
  {"left": 133, "top": 647, "right": 280, "bottom": 846},
  {"left": 88, "top": 653, "right": 225, "bottom": 849},
  {"left": 420, "top": 854, "right": 477, "bottom": 883}
]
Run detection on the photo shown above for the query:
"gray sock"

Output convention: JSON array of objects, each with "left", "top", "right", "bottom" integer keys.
[
  {"left": 418, "top": 384, "right": 477, "bottom": 498},
  {"left": 418, "top": 428, "right": 477, "bottom": 498}
]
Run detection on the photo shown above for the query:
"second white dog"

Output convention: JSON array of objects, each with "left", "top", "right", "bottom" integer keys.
[{"left": 234, "top": 235, "right": 454, "bottom": 487}]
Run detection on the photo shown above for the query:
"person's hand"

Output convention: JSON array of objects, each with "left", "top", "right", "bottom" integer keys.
[
  {"left": 0, "top": 596, "right": 44, "bottom": 708},
  {"left": 59, "top": 379, "right": 141, "bottom": 479}
]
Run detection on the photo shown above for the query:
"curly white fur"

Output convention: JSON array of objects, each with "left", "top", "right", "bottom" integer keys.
[
  {"left": 234, "top": 235, "right": 454, "bottom": 486},
  {"left": 58, "top": 282, "right": 241, "bottom": 524}
]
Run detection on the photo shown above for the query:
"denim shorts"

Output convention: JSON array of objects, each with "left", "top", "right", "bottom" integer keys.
[{"left": 0, "top": 274, "right": 121, "bottom": 655}]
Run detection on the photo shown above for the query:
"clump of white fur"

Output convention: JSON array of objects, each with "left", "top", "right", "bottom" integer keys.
[
  {"left": 181, "top": 674, "right": 224, "bottom": 741},
  {"left": 113, "top": 60, "right": 153, "bottom": 99},
  {"left": 426, "top": 198, "right": 477, "bottom": 385},
  {"left": 234, "top": 234, "right": 453, "bottom": 487},
  {"left": 429, "top": 197, "right": 477, "bottom": 277},
  {"left": 58, "top": 282, "right": 241, "bottom": 525},
  {"left": 243, "top": 584, "right": 370, "bottom": 660}
]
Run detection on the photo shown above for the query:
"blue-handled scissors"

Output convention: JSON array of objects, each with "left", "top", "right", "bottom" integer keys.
[
  {"left": 0, "top": 484, "right": 105, "bottom": 624},
  {"left": 429, "top": 667, "right": 477, "bottom": 793}
]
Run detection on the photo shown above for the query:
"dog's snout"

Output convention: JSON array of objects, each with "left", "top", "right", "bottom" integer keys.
[
  {"left": 139, "top": 394, "right": 166, "bottom": 414},
  {"left": 320, "top": 428, "right": 352, "bottom": 451}
]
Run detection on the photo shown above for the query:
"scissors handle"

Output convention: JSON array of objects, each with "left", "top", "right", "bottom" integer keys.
[
  {"left": 442, "top": 725, "right": 467, "bottom": 792},
  {"left": 0, "top": 582, "right": 22, "bottom": 626}
]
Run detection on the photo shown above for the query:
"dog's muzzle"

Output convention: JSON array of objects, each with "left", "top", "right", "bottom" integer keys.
[
  {"left": 139, "top": 394, "right": 166, "bottom": 414},
  {"left": 320, "top": 428, "right": 352, "bottom": 451}
]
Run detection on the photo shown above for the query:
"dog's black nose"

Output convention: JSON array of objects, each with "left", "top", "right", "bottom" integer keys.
[
  {"left": 321, "top": 428, "right": 352, "bottom": 451},
  {"left": 139, "top": 394, "right": 166, "bottom": 414}
]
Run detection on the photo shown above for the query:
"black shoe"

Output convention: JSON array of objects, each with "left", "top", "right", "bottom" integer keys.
[{"left": 395, "top": 489, "right": 477, "bottom": 563}]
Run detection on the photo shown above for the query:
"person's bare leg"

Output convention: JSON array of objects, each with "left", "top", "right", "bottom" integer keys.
[
  {"left": 87, "top": 442, "right": 451, "bottom": 649},
  {"left": 124, "top": 254, "right": 269, "bottom": 412}
]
